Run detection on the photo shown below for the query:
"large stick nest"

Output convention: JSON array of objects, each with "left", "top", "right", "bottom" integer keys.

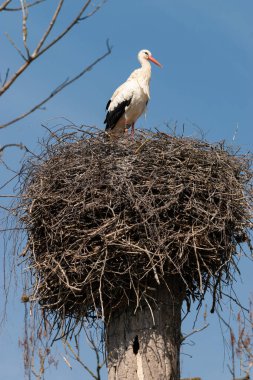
[{"left": 18, "top": 126, "right": 252, "bottom": 329}]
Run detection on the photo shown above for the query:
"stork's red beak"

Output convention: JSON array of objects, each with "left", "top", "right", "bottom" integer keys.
[{"left": 148, "top": 55, "right": 162, "bottom": 68}]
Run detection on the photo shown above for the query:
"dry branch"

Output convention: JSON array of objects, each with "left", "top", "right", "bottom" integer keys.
[
  {"left": 0, "top": 1, "right": 109, "bottom": 128},
  {"left": 0, "top": 0, "right": 11, "bottom": 11},
  {"left": 0, "top": 0, "right": 45, "bottom": 12},
  {"left": 0, "top": 41, "right": 111, "bottom": 129}
]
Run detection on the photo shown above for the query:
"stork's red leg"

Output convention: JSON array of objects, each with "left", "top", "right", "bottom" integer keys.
[
  {"left": 124, "top": 119, "right": 129, "bottom": 135},
  {"left": 131, "top": 123, "right": 135, "bottom": 139}
]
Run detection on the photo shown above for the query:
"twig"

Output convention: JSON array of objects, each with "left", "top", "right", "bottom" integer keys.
[
  {"left": 32, "top": 0, "right": 64, "bottom": 56},
  {"left": 4, "top": 32, "right": 27, "bottom": 61},
  {"left": 85, "top": 329, "right": 106, "bottom": 380},
  {"left": 0, "top": 143, "right": 28, "bottom": 154},
  {"left": 181, "top": 323, "right": 209, "bottom": 343},
  {"left": 1, "top": 68, "right": 10, "bottom": 86},
  {"left": 0, "top": 41, "right": 111, "bottom": 129},
  {"left": 64, "top": 339, "right": 98, "bottom": 379},
  {"left": 32, "top": 0, "right": 92, "bottom": 58},
  {"left": 0, "top": 0, "right": 11, "bottom": 11},
  {"left": 0, "top": 0, "right": 105, "bottom": 97},
  {"left": 79, "top": 0, "right": 107, "bottom": 21},
  {"left": 4, "top": 0, "right": 45, "bottom": 11},
  {"left": 20, "top": 0, "right": 30, "bottom": 57}
]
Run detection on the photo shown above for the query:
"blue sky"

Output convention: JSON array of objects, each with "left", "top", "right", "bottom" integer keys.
[{"left": 0, "top": 1, "right": 253, "bottom": 379}]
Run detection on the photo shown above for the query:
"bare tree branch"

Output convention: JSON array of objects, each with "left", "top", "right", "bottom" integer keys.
[
  {"left": 79, "top": 0, "right": 107, "bottom": 21},
  {"left": 0, "top": 41, "right": 112, "bottom": 129},
  {"left": 0, "top": 68, "right": 10, "bottom": 86},
  {"left": 85, "top": 329, "right": 106, "bottom": 380},
  {"left": 0, "top": 0, "right": 11, "bottom": 12},
  {"left": 32, "top": 0, "right": 64, "bottom": 56},
  {"left": 0, "top": 0, "right": 105, "bottom": 97},
  {"left": 20, "top": 0, "right": 30, "bottom": 57},
  {"left": 32, "top": 0, "right": 98, "bottom": 58},
  {"left": 1, "top": 0, "right": 45, "bottom": 11},
  {"left": 4, "top": 32, "right": 27, "bottom": 60},
  {"left": 64, "top": 339, "right": 98, "bottom": 380},
  {"left": 0, "top": 59, "right": 31, "bottom": 96},
  {"left": 181, "top": 323, "right": 209, "bottom": 343},
  {"left": 0, "top": 143, "right": 28, "bottom": 154}
]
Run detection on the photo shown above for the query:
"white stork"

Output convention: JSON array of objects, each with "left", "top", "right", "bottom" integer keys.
[{"left": 104, "top": 49, "right": 162, "bottom": 138}]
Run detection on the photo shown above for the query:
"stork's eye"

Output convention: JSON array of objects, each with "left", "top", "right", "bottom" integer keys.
[{"left": 144, "top": 51, "right": 149, "bottom": 56}]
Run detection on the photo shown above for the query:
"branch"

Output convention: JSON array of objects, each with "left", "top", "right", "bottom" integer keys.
[
  {"left": 0, "top": 41, "right": 112, "bottom": 129},
  {"left": 0, "top": 0, "right": 11, "bottom": 11},
  {"left": 20, "top": 0, "right": 30, "bottom": 58},
  {"left": 32, "top": 0, "right": 97, "bottom": 58},
  {"left": 32, "top": 0, "right": 64, "bottom": 56},
  {"left": 85, "top": 329, "right": 106, "bottom": 380},
  {"left": 2, "top": 0, "right": 45, "bottom": 11},
  {"left": 4, "top": 32, "right": 27, "bottom": 61},
  {"left": 64, "top": 339, "right": 98, "bottom": 380},
  {"left": 0, "top": 143, "right": 28, "bottom": 154},
  {"left": 0, "top": 0, "right": 104, "bottom": 97},
  {"left": 79, "top": 0, "right": 107, "bottom": 21},
  {"left": 181, "top": 323, "right": 209, "bottom": 343},
  {"left": 0, "top": 58, "right": 30, "bottom": 96},
  {"left": 0, "top": 68, "right": 10, "bottom": 86}
]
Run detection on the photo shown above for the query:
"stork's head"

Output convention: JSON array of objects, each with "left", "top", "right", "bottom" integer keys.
[{"left": 138, "top": 49, "right": 162, "bottom": 68}]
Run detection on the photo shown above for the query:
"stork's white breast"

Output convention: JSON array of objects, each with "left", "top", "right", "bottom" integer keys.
[
  {"left": 109, "top": 78, "right": 149, "bottom": 126},
  {"left": 125, "top": 86, "right": 148, "bottom": 125}
]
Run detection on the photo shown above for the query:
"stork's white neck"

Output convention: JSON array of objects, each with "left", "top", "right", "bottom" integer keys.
[
  {"left": 138, "top": 58, "right": 151, "bottom": 97},
  {"left": 139, "top": 57, "right": 152, "bottom": 73}
]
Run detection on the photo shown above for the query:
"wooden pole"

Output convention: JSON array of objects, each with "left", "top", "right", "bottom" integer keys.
[{"left": 107, "top": 283, "right": 184, "bottom": 380}]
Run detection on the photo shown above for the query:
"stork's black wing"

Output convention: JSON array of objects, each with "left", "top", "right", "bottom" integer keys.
[
  {"left": 105, "top": 99, "right": 111, "bottom": 110},
  {"left": 104, "top": 98, "right": 132, "bottom": 131}
]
